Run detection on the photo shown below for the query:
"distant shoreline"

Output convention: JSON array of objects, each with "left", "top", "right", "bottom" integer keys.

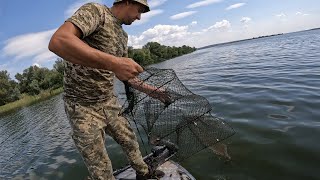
[
  {"left": 0, "top": 88, "right": 63, "bottom": 117},
  {"left": 198, "top": 27, "right": 320, "bottom": 50}
]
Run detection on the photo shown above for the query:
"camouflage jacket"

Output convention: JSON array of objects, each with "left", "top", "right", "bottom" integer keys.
[{"left": 64, "top": 3, "right": 128, "bottom": 103}]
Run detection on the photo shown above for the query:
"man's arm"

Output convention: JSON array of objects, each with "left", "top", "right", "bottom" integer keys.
[{"left": 48, "top": 22, "right": 143, "bottom": 81}]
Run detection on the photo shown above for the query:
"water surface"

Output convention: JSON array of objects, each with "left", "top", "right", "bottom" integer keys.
[{"left": 1, "top": 29, "right": 320, "bottom": 180}]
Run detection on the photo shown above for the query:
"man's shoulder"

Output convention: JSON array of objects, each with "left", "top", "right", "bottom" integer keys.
[
  {"left": 88, "top": 2, "right": 108, "bottom": 10},
  {"left": 82, "top": 2, "right": 105, "bottom": 8},
  {"left": 79, "top": 2, "right": 110, "bottom": 16}
]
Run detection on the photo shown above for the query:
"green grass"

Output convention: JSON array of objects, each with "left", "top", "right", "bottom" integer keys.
[{"left": 0, "top": 87, "right": 64, "bottom": 117}]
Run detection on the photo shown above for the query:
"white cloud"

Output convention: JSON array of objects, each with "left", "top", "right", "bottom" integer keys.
[
  {"left": 129, "top": 24, "right": 192, "bottom": 48},
  {"left": 64, "top": 0, "right": 104, "bottom": 18},
  {"left": 33, "top": 63, "right": 41, "bottom": 67},
  {"left": 187, "top": 0, "right": 223, "bottom": 9},
  {"left": 156, "top": 10, "right": 317, "bottom": 49},
  {"left": 208, "top": 19, "right": 231, "bottom": 31},
  {"left": 0, "top": 63, "right": 9, "bottom": 71},
  {"left": 296, "top": 12, "right": 302, "bottom": 15},
  {"left": 128, "top": 19, "right": 237, "bottom": 48},
  {"left": 190, "top": 21, "right": 198, "bottom": 26},
  {"left": 226, "top": 3, "right": 246, "bottom": 10},
  {"left": 1, "top": 29, "right": 57, "bottom": 64},
  {"left": 170, "top": 11, "right": 197, "bottom": 20},
  {"left": 132, "top": 9, "right": 164, "bottom": 25},
  {"left": 0, "top": 63, "right": 19, "bottom": 78},
  {"left": 276, "top": 13, "right": 286, "bottom": 18},
  {"left": 0, "top": 28, "right": 65, "bottom": 77},
  {"left": 240, "top": 17, "right": 251, "bottom": 23},
  {"left": 296, "top": 12, "right": 309, "bottom": 16},
  {"left": 149, "top": 0, "right": 167, "bottom": 8},
  {"left": 33, "top": 51, "right": 57, "bottom": 64},
  {"left": 275, "top": 13, "right": 288, "bottom": 22}
]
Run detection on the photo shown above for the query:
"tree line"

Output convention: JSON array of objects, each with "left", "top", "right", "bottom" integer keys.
[
  {"left": 129, "top": 42, "right": 196, "bottom": 66},
  {"left": 0, "top": 59, "right": 64, "bottom": 106},
  {"left": 0, "top": 42, "right": 196, "bottom": 106}
]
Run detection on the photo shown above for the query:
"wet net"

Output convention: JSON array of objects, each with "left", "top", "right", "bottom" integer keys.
[{"left": 120, "top": 67, "right": 235, "bottom": 161}]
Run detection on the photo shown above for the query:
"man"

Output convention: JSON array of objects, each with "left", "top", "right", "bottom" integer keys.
[{"left": 48, "top": 0, "right": 164, "bottom": 179}]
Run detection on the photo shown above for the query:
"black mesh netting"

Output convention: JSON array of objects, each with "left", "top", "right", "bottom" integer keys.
[{"left": 120, "top": 67, "right": 235, "bottom": 161}]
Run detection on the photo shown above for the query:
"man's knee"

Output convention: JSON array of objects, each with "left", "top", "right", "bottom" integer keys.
[
  {"left": 72, "top": 133, "right": 115, "bottom": 180},
  {"left": 72, "top": 133, "right": 102, "bottom": 159}
]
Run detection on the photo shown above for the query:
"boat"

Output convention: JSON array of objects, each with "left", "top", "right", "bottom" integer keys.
[
  {"left": 114, "top": 160, "right": 195, "bottom": 180},
  {"left": 114, "top": 145, "right": 195, "bottom": 179}
]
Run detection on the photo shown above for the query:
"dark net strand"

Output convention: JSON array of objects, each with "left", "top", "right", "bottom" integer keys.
[{"left": 120, "top": 67, "right": 235, "bottom": 161}]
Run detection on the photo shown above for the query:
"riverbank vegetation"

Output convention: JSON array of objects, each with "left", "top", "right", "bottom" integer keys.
[
  {"left": 0, "top": 42, "right": 196, "bottom": 116},
  {"left": 0, "top": 88, "right": 63, "bottom": 116},
  {"left": 129, "top": 42, "right": 196, "bottom": 66},
  {"left": 0, "top": 59, "right": 64, "bottom": 116}
]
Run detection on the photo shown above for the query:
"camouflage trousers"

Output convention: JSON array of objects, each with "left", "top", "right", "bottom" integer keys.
[{"left": 64, "top": 96, "right": 149, "bottom": 180}]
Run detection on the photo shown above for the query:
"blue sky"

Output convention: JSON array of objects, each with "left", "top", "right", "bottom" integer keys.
[{"left": 1, "top": 0, "right": 320, "bottom": 78}]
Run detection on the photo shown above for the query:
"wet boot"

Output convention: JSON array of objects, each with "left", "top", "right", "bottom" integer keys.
[{"left": 136, "top": 169, "right": 165, "bottom": 180}]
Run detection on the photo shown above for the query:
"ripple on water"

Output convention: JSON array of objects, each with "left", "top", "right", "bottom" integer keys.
[{"left": 268, "top": 114, "right": 290, "bottom": 120}]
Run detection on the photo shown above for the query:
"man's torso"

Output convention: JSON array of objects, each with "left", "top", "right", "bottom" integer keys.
[{"left": 64, "top": 3, "right": 128, "bottom": 102}]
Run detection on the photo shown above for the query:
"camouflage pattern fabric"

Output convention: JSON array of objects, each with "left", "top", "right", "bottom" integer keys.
[
  {"left": 63, "top": 3, "right": 148, "bottom": 179},
  {"left": 64, "top": 3, "right": 128, "bottom": 102},
  {"left": 64, "top": 97, "right": 148, "bottom": 179}
]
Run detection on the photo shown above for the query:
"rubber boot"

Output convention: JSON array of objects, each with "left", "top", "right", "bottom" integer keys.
[{"left": 136, "top": 169, "right": 165, "bottom": 180}]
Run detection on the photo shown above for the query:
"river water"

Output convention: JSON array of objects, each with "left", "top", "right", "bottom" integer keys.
[{"left": 1, "top": 29, "right": 320, "bottom": 180}]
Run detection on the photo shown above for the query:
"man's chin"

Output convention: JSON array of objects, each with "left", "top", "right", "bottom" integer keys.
[{"left": 124, "top": 20, "right": 134, "bottom": 25}]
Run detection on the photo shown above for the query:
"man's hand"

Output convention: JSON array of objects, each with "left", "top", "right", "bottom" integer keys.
[{"left": 113, "top": 57, "right": 143, "bottom": 81}]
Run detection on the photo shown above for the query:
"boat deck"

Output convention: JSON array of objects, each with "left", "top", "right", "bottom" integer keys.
[{"left": 115, "top": 160, "right": 195, "bottom": 180}]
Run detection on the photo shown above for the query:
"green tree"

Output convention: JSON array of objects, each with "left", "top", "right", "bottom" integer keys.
[
  {"left": 54, "top": 58, "right": 64, "bottom": 75},
  {"left": 129, "top": 42, "right": 196, "bottom": 66},
  {"left": 15, "top": 66, "right": 39, "bottom": 95},
  {"left": 15, "top": 66, "right": 35, "bottom": 94},
  {"left": 28, "top": 79, "right": 41, "bottom": 95},
  {"left": 51, "top": 59, "right": 64, "bottom": 89},
  {"left": 15, "top": 61, "right": 64, "bottom": 95},
  {"left": 0, "top": 70, "right": 20, "bottom": 106},
  {"left": 128, "top": 46, "right": 134, "bottom": 58},
  {"left": 131, "top": 49, "right": 153, "bottom": 66}
]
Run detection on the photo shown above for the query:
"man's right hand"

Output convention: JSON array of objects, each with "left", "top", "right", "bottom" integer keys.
[{"left": 112, "top": 57, "right": 144, "bottom": 81}]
